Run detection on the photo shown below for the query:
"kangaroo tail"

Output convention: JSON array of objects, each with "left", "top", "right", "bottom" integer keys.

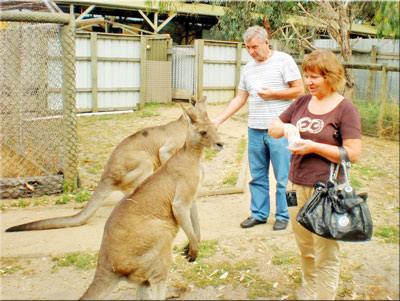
[{"left": 6, "top": 182, "right": 117, "bottom": 232}]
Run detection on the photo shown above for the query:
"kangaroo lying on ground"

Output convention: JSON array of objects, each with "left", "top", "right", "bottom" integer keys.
[
  {"left": 80, "top": 102, "right": 223, "bottom": 300},
  {"left": 6, "top": 97, "right": 205, "bottom": 232}
]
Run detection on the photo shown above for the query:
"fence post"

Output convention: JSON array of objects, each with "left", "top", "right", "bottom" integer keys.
[
  {"left": 90, "top": 32, "right": 98, "bottom": 112},
  {"left": 367, "top": 45, "right": 377, "bottom": 102},
  {"left": 61, "top": 12, "right": 78, "bottom": 192},
  {"left": 377, "top": 65, "right": 388, "bottom": 137},
  {"left": 235, "top": 42, "right": 242, "bottom": 96},
  {"left": 194, "top": 39, "right": 204, "bottom": 99},
  {"left": 139, "top": 35, "right": 147, "bottom": 109}
]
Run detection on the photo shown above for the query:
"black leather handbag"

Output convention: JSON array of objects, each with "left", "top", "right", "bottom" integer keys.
[{"left": 296, "top": 147, "right": 373, "bottom": 242}]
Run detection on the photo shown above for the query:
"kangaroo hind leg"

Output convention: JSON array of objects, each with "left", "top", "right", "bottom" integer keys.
[
  {"left": 120, "top": 159, "right": 154, "bottom": 194},
  {"left": 80, "top": 268, "right": 121, "bottom": 300}
]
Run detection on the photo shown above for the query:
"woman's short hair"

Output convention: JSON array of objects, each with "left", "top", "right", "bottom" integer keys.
[
  {"left": 302, "top": 49, "right": 346, "bottom": 91},
  {"left": 243, "top": 25, "right": 268, "bottom": 43}
]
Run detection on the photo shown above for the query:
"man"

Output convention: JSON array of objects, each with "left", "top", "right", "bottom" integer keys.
[{"left": 212, "top": 25, "right": 304, "bottom": 230}]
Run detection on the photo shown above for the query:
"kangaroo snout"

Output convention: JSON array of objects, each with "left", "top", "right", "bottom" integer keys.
[{"left": 214, "top": 142, "right": 224, "bottom": 151}]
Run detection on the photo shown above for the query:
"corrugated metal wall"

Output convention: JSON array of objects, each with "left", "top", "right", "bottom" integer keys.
[
  {"left": 172, "top": 46, "right": 196, "bottom": 99},
  {"left": 73, "top": 35, "right": 398, "bottom": 112},
  {"left": 75, "top": 33, "right": 141, "bottom": 112},
  {"left": 202, "top": 43, "right": 238, "bottom": 103}
]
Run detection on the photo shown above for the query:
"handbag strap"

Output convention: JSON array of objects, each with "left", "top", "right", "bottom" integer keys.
[{"left": 329, "top": 146, "right": 351, "bottom": 186}]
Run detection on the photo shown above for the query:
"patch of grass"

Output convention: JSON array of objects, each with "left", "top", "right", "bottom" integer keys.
[
  {"left": 0, "top": 259, "right": 23, "bottom": 275},
  {"left": 174, "top": 240, "right": 219, "bottom": 260},
  {"left": 222, "top": 171, "right": 238, "bottom": 186},
  {"left": 221, "top": 138, "right": 246, "bottom": 187},
  {"left": 87, "top": 162, "right": 103, "bottom": 175},
  {"left": 374, "top": 226, "right": 399, "bottom": 243},
  {"left": 180, "top": 259, "right": 257, "bottom": 289},
  {"left": 204, "top": 148, "right": 219, "bottom": 161},
  {"left": 235, "top": 137, "right": 247, "bottom": 163},
  {"left": 33, "top": 198, "right": 49, "bottom": 206},
  {"left": 288, "top": 268, "right": 302, "bottom": 285},
  {"left": 75, "top": 190, "right": 91, "bottom": 203},
  {"left": 337, "top": 285, "right": 354, "bottom": 298},
  {"left": 133, "top": 102, "right": 166, "bottom": 118},
  {"left": 173, "top": 239, "right": 285, "bottom": 299},
  {"left": 52, "top": 252, "right": 98, "bottom": 271},
  {"left": 198, "top": 240, "right": 219, "bottom": 259},
  {"left": 10, "top": 199, "right": 30, "bottom": 208},
  {"left": 55, "top": 194, "right": 71, "bottom": 205},
  {"left": 54, "top": 190, "right": 91, "bottom": 205},
  {"left": 340, "top": 270, "right": 354, "bottom": 282},
  {"left": 271, "top": 251, "right": 298, "bottom": 266},
  {"left": 247, "top": 279, "right": 273, "bottom": 299},
  {"left": 350, "top": 163, "right": 387, "bottom": 189}
]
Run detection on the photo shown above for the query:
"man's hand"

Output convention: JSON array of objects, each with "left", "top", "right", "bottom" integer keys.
[
  {"left": 211, "top": 118, "right": 222, "bottom": 128},
  {"left": 257, "top": 88, "right": 274, "bottom": 100}
]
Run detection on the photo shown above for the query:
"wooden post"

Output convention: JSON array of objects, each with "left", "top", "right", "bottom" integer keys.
[
  {"left": 61, "top": 8, "right": 78, "bottom": 191},
  {"left": 90, "top": 32, "right": 98, "bottom": 112},
  {"left": 194, "top": 39, "right": 204, "bottom": 99},
  {"left": 377, "top": 65, "right": 388, "bottom": 137},
  {"left": 367, "top": 46, "right": 377, "bottom": 102},
  {"left": 167, "top": 36, "right": 173, "bottom": 62},
  {"left": 234, "top": 42, "right": 242, "bottom": 96},
  {"left": 139, "top": 35, "right": 147, "bottom": 109}
]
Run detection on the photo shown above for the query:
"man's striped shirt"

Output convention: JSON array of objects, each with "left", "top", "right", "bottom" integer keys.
[{"left": 239, "top": 50, "right": 302, "bottom": 129}]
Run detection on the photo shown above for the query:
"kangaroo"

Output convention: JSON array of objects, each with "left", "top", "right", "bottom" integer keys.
[
  {"left": 6, "top": 97, "right": 205, "bottom": 232},
  {"left": 80, "top": 102, "right": 223, "bottom": 300}
]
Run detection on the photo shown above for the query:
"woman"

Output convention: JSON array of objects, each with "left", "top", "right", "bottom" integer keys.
[{"left": 269, "top": 49, "right": 362, "bottom": 300}]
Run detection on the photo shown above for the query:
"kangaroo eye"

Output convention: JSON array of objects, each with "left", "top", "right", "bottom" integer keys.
[{"left": 199, "top": 131, "right": 207, "bottom": 136}]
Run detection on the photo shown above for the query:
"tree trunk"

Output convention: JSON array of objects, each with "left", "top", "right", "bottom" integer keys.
[{"left": 336, "top": 3, "right": 355, "bottom": 98}]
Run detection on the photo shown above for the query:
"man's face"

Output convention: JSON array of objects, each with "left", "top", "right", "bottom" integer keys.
[{"left": 245, "top": 36, "right": 269, "bottom": 62}]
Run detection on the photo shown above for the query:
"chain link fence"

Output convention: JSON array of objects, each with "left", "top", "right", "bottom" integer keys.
[{"left": 0, "top": 12, "right": 77, "bottom": 199}]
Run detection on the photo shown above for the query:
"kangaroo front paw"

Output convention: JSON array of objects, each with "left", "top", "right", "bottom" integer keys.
[
  {"left": 182, "top": 243, "right": 190, "bottom": 256},
  {"left": 182, "top": 243, "right": 197, "bottom": 262}
]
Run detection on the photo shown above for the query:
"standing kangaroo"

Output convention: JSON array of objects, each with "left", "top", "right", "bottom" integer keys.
[
  {"left": 80, "top": 102, "right": 223, "bottom": 300},
  {"left": 6, "top": 97, "right": 205, "bottom": 232}
]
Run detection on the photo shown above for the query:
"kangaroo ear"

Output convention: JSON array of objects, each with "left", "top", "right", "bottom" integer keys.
[
  {"left": 189, "top": 95, "right": 197, "bottom": 107},
  {"left": 194, "top": 95, "right": 207, "bottom": 113},
  {"left": 180, "top": 104, "right": 197, "bottom": 125}
]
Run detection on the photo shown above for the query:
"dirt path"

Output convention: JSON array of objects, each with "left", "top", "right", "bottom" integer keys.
[{"left": 1, "top": 103, "right": 399, "bottom": 300}]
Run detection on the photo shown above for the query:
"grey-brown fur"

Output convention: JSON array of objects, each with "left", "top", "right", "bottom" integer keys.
[
  {"left": 6, "top": 99, "right": 203, "bottom": 232},
  {"left": 80, "top": 99, "right": 223, "bottom": 300}
]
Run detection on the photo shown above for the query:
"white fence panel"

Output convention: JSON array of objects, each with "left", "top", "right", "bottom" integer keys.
[
  {"left": 203, "top": 43, "right": 238, "bottom": 103},
  {"left": 203, "top": 63, "right": 235, "bottom": 87},
  {"left": 75, "top": 33, "right": 141, "bottom": 112},
  {"left": 172, "top": 46, "right": 195, "bottom": 99}
]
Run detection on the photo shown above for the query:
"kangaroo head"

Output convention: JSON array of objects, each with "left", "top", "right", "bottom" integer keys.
[{"left": 181, "top": 99, "right": 223, "bottom": 151}]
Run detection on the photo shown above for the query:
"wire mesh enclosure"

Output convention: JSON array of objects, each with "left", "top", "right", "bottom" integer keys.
[{"left": 0, "top": 11, "right": 77, "bottom": 199}]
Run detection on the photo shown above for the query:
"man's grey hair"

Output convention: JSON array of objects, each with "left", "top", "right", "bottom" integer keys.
[{"left": 243, "top": 25, "right": 268, "bottom": 43}]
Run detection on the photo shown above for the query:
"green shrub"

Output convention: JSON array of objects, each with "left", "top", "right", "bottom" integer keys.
[{"left": 355, "top": 100, "right": 399, "bottom": 140}]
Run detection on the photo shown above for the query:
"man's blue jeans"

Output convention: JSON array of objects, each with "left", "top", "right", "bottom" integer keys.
[{"left": 248, "top": 128, "right": 290, "bottom": 222}]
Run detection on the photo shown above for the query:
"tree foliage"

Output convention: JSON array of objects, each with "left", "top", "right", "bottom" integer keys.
[
  {"left": 208, "top": 0, "right": 302, "bottom": 41},
  {"left": 373, "top": 1, "right": 400, "bottom": 38}
]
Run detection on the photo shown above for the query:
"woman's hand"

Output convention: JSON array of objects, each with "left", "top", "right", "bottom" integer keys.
[{"left": 287, "top": 139, "right": 316, "bottom": 155}]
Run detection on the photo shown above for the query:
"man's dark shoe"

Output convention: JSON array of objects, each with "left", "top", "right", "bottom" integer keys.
[
  {"left": 273, "top": 219, "right": 289, "bottom": 231},
  {"left": 240, "top": 217, "right": 266, "bottom": 228}
]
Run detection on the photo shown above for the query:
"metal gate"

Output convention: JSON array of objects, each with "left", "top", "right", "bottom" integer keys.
[
  {"left": 172, "top": 45, "right": 196, "bottom": 100},
  {"left": 142, "top": 35, "right": 172, "bottom": 103}
]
